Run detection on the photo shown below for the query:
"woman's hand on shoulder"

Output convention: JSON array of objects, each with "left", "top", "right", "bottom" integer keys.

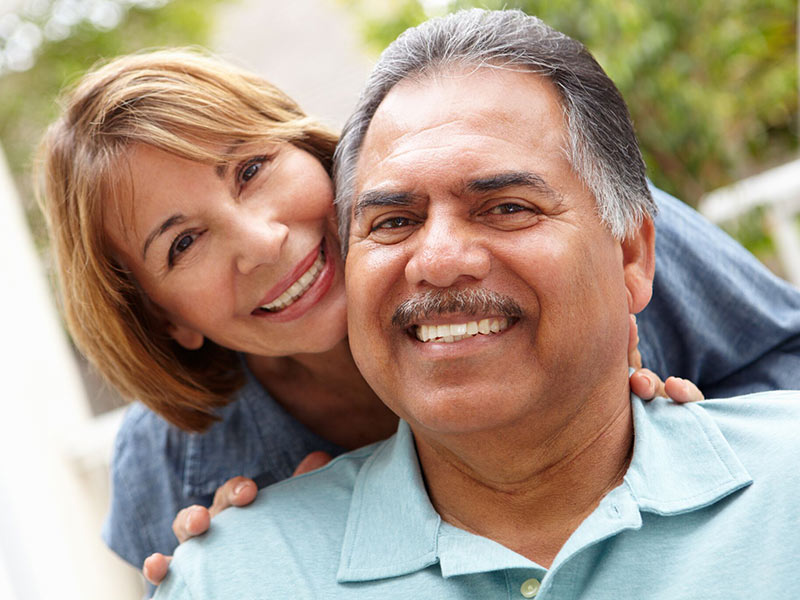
[
  {"left": 627, "top": 314, "right": 704, "bottom": 404},
  {"left": 142, "top": 452, "right": 333, "bottom": 586},
  {"left": 142, "top": 476, "right": 256, "bottom": 584}
]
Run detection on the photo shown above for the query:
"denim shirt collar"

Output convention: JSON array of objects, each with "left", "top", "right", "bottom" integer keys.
[{"left": 336, "top": 396, "right": 752, "bottom": 582}]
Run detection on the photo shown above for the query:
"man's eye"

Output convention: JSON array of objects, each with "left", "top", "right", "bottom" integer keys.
[
  {"left": 168, "top": 232, "right": 199, "bottom": 267},
  {"left": 373, "top": 216, "right": 414, "bottom": 231},
  {"left": 487, "top": 203, "right": 530, "bottom": 215}
]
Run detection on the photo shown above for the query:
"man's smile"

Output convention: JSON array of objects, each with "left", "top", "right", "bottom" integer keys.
[{"left": 414, "top": 317, "right": 512, "bottom": 343}]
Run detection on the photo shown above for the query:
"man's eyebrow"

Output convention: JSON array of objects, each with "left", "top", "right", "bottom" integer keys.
[
  {"left": 352, "top": 190, "right": 419, "bottom": 219},
  {"left": 142, "top": 214, "right": 186, "bottom": 261},
  {"left": 466, "top": 171, "right": 559, "bottom": 197}
]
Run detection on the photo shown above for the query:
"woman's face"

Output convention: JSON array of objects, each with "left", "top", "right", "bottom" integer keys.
[{"left": 104, "top": 142, "right": 348, "bottom": 357}]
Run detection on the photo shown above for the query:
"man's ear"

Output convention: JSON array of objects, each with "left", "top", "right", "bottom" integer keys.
[
  {"left": 167, "top": 323, "right": 205, "bottom": 350},
  {"left": 622, "top": 217, "right": 656, "bottom": 314}
]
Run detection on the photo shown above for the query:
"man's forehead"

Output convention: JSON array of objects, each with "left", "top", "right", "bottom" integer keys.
[
  {"left": 353, "top": 67, "right": 568, "bottom": 192},
  {"left": 370, "top": 68, "right": 552, "bottom": 133}
]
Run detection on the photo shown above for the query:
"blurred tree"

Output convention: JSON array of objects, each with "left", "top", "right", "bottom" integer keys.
[
  {"left": 0, "top": 0, "right": 227, "bottom": 247},
  {"left": 340, "top": 0, "right": 798, "bottom": 208}
]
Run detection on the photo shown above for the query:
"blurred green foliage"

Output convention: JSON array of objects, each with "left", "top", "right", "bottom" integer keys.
[
  {"left": 340, "top": 0, "right": 798, "bottom": 207},
  {"left": 0, "top": 0, "right": 227, "bottom": 246}
]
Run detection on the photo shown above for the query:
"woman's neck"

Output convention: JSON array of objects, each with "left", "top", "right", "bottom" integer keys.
[{"left": 245, "top": 340, "right": 398, "bottom": 450}]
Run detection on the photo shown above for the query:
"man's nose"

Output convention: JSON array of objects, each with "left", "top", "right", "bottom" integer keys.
[
  {"left": 404, "top": 214, "right": 490, "bottom": 288},
  {"left": 233, "top": 218, "right": 289, "bottom": 275}
]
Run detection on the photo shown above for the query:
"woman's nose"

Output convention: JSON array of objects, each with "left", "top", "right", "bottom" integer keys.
[{"left": 234, "top": 219, "right": 290, "bottom": 275}]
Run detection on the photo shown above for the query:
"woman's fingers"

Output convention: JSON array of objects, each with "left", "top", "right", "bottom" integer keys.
[
  {"left": 172, "top": 505, "right": 211, "bottom": 544},
  {"left": 630, "top": 368, "right": 704, "bottom": 403},
  {"left": 143, "top": 553, "right": 171, "bottom": 586},
  {"left": 664, "top": 376, "right": 705, "bottom": 403},
  {"left": 209, "top": 476, "right": 258, "bottom": 519},
  {"left": 293, "top": 451, "right": 333, "bottom": 476}
]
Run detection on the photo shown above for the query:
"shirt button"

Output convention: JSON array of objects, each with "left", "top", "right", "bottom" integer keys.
[{"left": 520, "top": 577, "right": 541, "bottom": 598}]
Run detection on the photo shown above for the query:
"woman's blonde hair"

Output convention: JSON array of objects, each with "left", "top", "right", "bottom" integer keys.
[{"left": 36, "top": 49, "right": 339, "bottom": 431}]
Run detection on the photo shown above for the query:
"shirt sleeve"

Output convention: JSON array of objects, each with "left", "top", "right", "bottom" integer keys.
[
  {"left": 637, "top": 186, "right": 800, "bottom": 397},
  {"left": 101, "top": 403, "right": 185, "bottom": 569}
]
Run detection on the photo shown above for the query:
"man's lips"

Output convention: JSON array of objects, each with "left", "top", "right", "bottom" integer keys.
[
  {"left": 391, "top": 288, "right": 522, "bottom": 343},
  {"left": 254, "top": 244, "right": 325, "bottom": 313},
  {"left": 414, "top": 317, "right": 513, "bottom": 343}
]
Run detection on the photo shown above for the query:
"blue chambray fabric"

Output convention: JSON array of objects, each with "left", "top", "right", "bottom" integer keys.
[
  {"left": 640, "top": 187, "right": 800, "bottom": 394},
  {"left": 154, "top": 393, "right": 800, "bottom": 600},
  {"left": 102, "top": 365, "right": 344, "bottom": 571}
]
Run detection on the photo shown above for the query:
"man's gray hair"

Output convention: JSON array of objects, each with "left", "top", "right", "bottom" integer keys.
[{"left": 334, "top": 8, "right": 657, "bottom": 253}]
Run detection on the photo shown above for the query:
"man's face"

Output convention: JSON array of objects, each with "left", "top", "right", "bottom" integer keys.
[{"left": 345, "top": 67, "right": 653, "bottom": 436}]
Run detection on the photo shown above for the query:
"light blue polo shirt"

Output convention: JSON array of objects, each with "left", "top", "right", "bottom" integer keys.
[{"left": 156, "top": 392, "right": 800, "bottom": 600}]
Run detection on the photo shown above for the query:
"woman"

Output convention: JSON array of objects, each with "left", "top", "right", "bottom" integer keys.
[{"left": 37, "top": 49, "right": 796, "bottom": 586}]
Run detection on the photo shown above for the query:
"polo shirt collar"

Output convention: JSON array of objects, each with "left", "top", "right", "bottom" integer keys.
[
  {"left": 623, "top": 396, "right": 752, "bottom": 515},
  {"left": 337, "top": 420, "right": 441, "bottom": 582},
  {"left": 337, "top": 396, "right": 753, "bottom": 583}
]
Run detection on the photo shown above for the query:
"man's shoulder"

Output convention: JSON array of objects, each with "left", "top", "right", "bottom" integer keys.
[
  {"left": 161, "top": 440, "right": 389, "bottom": 598},
  {"left": 697, "top": 389, "right": 800, "bottom": 435},
  {"left": 695, "top": 390, "right": 800, "bottom": 473},
  {"left": 211, "top": 439, "right": 381, "bottom": 535}
]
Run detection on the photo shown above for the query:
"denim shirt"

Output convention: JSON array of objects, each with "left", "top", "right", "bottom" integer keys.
[
  {"left": 102, "top": 366, "right": 344, "bottom": 570},
  {"left": 103, "top": 187, "right": 800, "bottom": 571},
  {"left": 640, "top": 187, "right": 800, "bottom": 395}
]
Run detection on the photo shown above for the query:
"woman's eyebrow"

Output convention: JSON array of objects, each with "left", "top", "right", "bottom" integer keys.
[
  {"left": 214, "top": 141, "right": 246, "bottom": 179},
  {"left": 142, "top": 214, "right": 186, "bottom": 260}
]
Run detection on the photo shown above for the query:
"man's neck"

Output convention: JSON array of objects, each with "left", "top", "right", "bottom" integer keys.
[{"left": 413, "top": 379, "right": 634, "bottom": 568}]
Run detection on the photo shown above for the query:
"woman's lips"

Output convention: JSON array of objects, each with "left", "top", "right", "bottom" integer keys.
[
  {"left": 258, "top": 247, "right": 325, "bottom": 312},
  {"left": 254, "top": 243, "right": 324, "bottom": 312},
  {"left": 250, "top": 238, "right": 338, "bottom": 323}
]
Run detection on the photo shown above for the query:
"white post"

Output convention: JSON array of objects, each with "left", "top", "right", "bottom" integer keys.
[{"left": 0, "top": 143, "right": 143, "bottom": 599}]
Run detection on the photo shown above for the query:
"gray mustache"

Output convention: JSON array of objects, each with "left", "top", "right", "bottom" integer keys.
[{"left": 391, "top": 289, "right": 523, "bottom": 328}]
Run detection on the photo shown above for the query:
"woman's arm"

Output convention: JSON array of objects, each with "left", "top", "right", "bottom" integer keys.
[{"left": 638, "top": 186, "right": 800, "bottom": 395}]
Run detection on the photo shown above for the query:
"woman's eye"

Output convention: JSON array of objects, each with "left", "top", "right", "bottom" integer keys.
[
  {"left": 168, "top": 232, "right": 198, "bottom": 266},
  {"left": 237, "top": 156, "right": 267, "bottom": 186}
]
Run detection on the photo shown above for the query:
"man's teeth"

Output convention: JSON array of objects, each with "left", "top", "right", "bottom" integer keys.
[
  {"left": 415, "top": 318, "right": 510, "bottom": 343},
  {"left": 260, "top": 249, "right": 325, "bottom": 312}
]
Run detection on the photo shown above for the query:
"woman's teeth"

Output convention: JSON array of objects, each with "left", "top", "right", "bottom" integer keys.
[
  {"left": 415, "top": 318, "right": 510, "bottom": 343},
  {"left": 260, "top": 249, "right": 325, "bottom": 312}
]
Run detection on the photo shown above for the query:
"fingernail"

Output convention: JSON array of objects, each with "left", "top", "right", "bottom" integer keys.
[
  {"left": 186, "top": 506, "right": 202, "bottom": 527},
  {"left": 234, "top": 481, "right": 249, "bottom": 495}
]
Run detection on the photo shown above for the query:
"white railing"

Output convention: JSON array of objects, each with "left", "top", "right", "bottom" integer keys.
[{"left": 698, "top": 159, "right": 800, "bottom": 286}]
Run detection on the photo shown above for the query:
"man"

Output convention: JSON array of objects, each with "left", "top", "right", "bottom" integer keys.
[{"left": 156, "top": 10, "right": 800, "bottom": 599}]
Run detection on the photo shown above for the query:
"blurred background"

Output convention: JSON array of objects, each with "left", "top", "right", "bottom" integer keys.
[{"left": 0, "top": 0, "right": 797, "bottom": 598}]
